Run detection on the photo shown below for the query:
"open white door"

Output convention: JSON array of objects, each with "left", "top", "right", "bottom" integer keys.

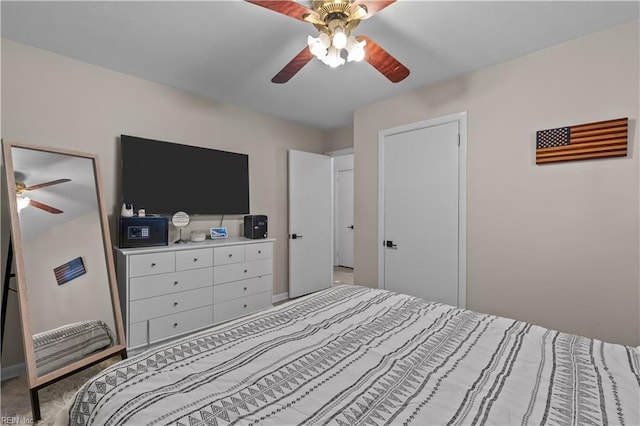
[{"left": 288, "top": 150, "right": 333, "bottom": 298}]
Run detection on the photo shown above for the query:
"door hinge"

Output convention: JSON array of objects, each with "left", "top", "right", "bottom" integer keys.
[{"left": 457, "top": 134, "right": 460, "bottom": 146}]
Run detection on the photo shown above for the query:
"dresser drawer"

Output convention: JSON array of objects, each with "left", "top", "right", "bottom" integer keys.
[
  {"left": 214, "top": 291, "right": 272, "bottom": 323},
  {"left": 149, "top": 306, "right": 212, "bottom": 343},
  {"left": 213, "top": 245, "right": 245, "bottom": 266},
  {"left": 176, "top": 248, "right": 213, "bottom": 271},
  {"left": 129, "top": 287, "right": 213, "bottom": 323},
  {"left": 214, "top": 275, "right": 272, "bottom": 304},
  {"left": 214, "top": 259, "right": 272, "bottom": 285},
  {"left": 130, "top": 268, "right": 213, "bottom": 301},
  {"left": 245, "top": 242, "right": 273, "bottom": 262},
  {"left": 129, "top": 252, "right": 175, "bottom": 277}
]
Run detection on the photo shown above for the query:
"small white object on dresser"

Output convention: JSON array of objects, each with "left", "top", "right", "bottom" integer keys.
[{"left": 115, "top": 237, "right": 275, "bottom": 351}]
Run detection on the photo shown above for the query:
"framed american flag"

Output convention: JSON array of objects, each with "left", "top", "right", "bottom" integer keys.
[{"left": 536, "top": 117, "right": 628, "bottom": 164}]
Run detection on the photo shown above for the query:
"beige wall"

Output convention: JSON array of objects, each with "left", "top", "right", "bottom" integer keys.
[
  {"left": 1, "top": 39, "right": 325, "bottom": 367},
  {"left": 353, "top": 21, "right": 640, "bottom": 346},
  {"left": 324, "top": 124, "right": 354, "bottom": 152}
]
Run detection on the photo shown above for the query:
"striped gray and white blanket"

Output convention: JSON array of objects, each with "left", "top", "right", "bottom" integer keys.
[
  {"left": 33, "top": 319, "right": 114, "bottom": 376},
  {"left": 68, "top": 285, "right": 639, "bottom": 425}
]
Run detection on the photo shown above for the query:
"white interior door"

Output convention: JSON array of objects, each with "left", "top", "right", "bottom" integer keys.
[
  {"left": 337, "top": 169, "right": 354, "bottom": 268},
  {"left": 379, "top": 114, "right": 466, "bottom": 307},
  {"left": 288, "top": 150, "right": 333, "bottom": 298}
]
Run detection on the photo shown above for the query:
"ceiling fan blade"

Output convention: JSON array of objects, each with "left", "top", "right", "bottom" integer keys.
[
  {"left": 350, "top": 0, "right": 396, "bottom": 20},
  {"left": 272, "top": 46, "right": 315, "bottom": 84},
  {"left": 358, "top": 35, "right": 410, "bottom": 83},
  {"left": 245, "top": 0, "right": 320, "bottom": 23},
  {"left": 29, "top": 199, "right": 64, "bottom": 214},
  {"left": 24, "top": 178, "right": 71, "bottom": 191}
]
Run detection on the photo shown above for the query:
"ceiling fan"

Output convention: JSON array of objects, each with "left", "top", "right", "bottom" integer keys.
[
  {"left": 246, "top": 0, "right": 410, "bottom": 83},
  {"left": 15, "top": 178, "right": 71, "bottom": 214}
]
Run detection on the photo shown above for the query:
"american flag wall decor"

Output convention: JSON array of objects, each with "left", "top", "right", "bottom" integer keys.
[
  {"left": 536, "top": 118, "right": 628, "bottom": 164},
  {"left": 54, "top": 257, "right": 86, "bottom": 285}
]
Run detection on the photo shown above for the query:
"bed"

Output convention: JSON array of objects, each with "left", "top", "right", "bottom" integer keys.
[{"left": 65, "top": 285, "right": 639, "bottom": 425}]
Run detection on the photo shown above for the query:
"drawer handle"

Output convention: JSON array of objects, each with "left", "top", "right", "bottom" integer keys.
[
  {"left": 151, "top": 263, "right": 156, "bottom": 267},
  {"left": 244, "top": 287, "right": 247, "bottom": 291},
  {"left": 258, "top": 250, "right": 262, "bottom": 254},
  {"left": 174, "top": 281, "right": 179, "bottom": 286},
  {"left": 173, "top": 302, "right": 178, "bottom": 307},
  {"left": 173, "top": 323, "right": 178, "bottom": 328},
  {"left": 193, "top": 258, "right": 198, "bottom": 262},
  {"left": 243, "top": 304, "right": 247, "bottom": 308},
  {"left": 228, "top": 254, "right": 233, "bottom": 258},
  {"left": 244, "top": 269, "right": 248, "bottom": 274}
]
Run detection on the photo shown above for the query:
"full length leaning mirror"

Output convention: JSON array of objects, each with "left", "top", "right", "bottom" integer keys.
[{"left": 2, "top": 141, "right": 126, "bottom": 420}]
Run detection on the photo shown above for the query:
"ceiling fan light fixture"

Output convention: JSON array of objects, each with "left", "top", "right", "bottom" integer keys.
[
  {"left": 323, "top": 46, "right": 345, "bottom": 68},
  {"left": 17, "top": 195, "right": 31, "bottom": 211},
  {"left": 331, "top": 24, "right": 347, "bottom": 49},
  {"left": 248, "top": 0, "right": 409, "bottom": 83},
  {"left": 318, "top": 31, "right": 331, "bottom": 48},
  {"left": 307, "top": 35, "right": 328, "bottom": 58},
  {"left": 346, "top": 35, "right": 366, "bottom": 62}
]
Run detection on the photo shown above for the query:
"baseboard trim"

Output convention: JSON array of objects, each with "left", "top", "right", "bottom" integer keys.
[
  {"left": 1, "top": 362, "right": 26, "bottom": 380},
  {"left": 272, "top": 292, "right": 289, "bottom": 304}
]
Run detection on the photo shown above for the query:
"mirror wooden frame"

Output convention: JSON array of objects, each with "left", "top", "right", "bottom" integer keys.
[{"left": 2, "top": 141, "right": 127, "bottom": 420}]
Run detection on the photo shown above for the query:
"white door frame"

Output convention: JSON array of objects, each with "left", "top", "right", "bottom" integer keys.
[
  {"left": 377, "top": 111, "right": 467, "bottom": 308},
  {"left": 329, "top": 151, "right": 354, "bottom": 267},
  {"left": 336, "top": 168, "right": 354, "bottom": 267}
]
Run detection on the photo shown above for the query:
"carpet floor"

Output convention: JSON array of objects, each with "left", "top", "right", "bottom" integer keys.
[{"left": 1, "top": 358, "right": 117, "bottom": 425}]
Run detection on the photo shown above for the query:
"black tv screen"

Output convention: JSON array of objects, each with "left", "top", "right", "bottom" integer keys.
[{"left": 121, "top": 135, "right": 249, "bottom": 215}]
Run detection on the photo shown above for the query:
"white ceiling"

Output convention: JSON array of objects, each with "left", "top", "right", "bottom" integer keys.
[{"left": 2, "top": 1, "right": 638, "bottom": 130}]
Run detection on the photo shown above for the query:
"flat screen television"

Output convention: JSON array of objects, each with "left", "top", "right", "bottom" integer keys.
[{"left": 121, "top": 135, "right": 249, "bottom": 215}]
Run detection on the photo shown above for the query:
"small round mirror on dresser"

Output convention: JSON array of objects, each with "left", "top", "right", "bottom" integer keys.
[{"left": 171, "top": 211, "right": 190, "bottom": 244}]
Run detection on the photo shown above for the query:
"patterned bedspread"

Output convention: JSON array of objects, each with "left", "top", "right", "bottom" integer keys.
[{"left": 68, "top": 285, "right": 639, "bottom": 425}]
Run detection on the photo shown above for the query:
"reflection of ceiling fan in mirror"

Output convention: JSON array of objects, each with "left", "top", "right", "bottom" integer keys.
[
  {"left": 246, "top": 0, "right": 410, "bottom": 83},
  {"left": 15, "top": 178, "right": 71, "bottom": 214}
]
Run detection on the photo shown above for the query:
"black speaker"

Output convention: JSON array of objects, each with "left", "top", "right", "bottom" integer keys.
[
  {"left": 244, "top": 215, "right": 268, "bottom": 239},
  {"left": 118, "top": 216, "right": 169, "bottom": 248}
]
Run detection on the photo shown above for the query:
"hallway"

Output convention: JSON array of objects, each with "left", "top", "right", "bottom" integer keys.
[{"left": 333, "top": 266, "right": 353, "bottom": 286}]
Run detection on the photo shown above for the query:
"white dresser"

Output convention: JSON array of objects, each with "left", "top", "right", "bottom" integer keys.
[{"left": 115, "top": 237, "right": 275, "bottom": 350}]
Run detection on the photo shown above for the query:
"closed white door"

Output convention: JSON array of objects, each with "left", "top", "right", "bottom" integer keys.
[
  {"left": 288, "top": 150, "right": 333, "bottom": 298},
  {"left": 337, "top": 169, "right": 354, "bottom": 268},
  {"left": 379, "top": 115, "right": 466, "bottom": 307}
]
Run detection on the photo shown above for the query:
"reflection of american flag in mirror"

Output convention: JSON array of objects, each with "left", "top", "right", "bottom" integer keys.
[
  {"left": 54, "top": 257, "right": 86, "bottom": 285},
  {"left": 536, "top": 118, "right": 628, "bottom": 164}
]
